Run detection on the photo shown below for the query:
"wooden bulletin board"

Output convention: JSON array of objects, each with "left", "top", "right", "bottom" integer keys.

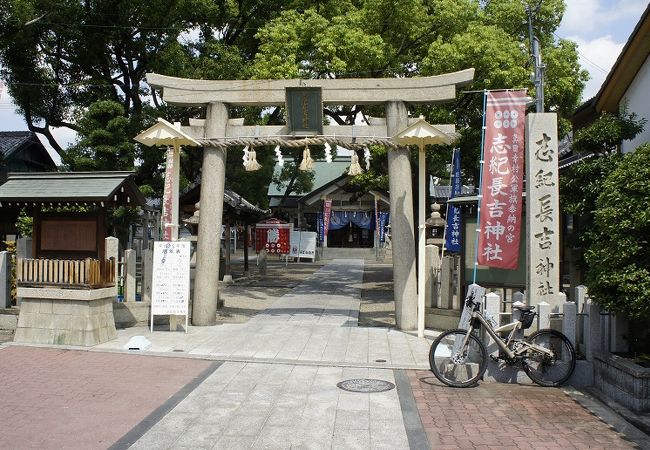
[{"left": 34, "top": 211, "right": 105, "bottom": 260}]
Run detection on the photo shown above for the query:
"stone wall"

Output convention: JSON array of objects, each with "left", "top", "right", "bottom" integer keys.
[
  {"left": 594, "top": 352, "right": 650, "bottom": 413},
  {"left": 14, "top": 287, "right": 117, "bottom": 346}
]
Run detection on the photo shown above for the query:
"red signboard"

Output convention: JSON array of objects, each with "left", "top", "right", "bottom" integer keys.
[
  {"left": 323, "top": 199, "right": 332, "bottom": 236},
  {"left": 255, "top": 218, "right": 291, "bottom": 254},
  {"left": 161, "top": 146, "right": 174, "bottom": 241},
  {"left": 477, "top": 90, "right": 527, "bottom": 269}
]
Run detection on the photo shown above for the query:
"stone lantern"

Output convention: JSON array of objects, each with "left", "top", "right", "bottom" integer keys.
[{"left": 426, "top": 202, "right": 446, "bottom": 246}]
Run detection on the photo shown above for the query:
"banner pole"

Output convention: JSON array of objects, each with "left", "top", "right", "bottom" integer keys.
[{"left": 472, "top": 91, "right": 488, "bottom": 284}]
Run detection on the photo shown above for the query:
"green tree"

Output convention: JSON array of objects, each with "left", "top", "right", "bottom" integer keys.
[
  {"left": 585, "top": 144, "right": 650, "bottom": 321},
  {"left": 560, "top": 110, "right": 648, "bottom": 350},
  {"left": 63, "top": 100, "right": 136, "bottom": 172},
  {"left": 1, "top": 1, "right": 589, "bottom": 206},
  {"left": 0, "top": 0, "right": 324, "bottom": 202},
  {"left": 572, "top": 110, "right": 646, "bottom": 155},
  {"left": 252, "top": 0, "right": 588, "bottom": 192},
  {"left": 560, "top": 110, "right": 647, "bottom": 269}
]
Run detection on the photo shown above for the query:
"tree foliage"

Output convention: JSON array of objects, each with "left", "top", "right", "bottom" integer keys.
[
  {"left": 560, "top": 110, "right": 648, "bottom": 322},
  {"left": 63, "top": 100, "right": 135, "bottom": 171},
  {"left": 252, "top": 0, "right": 587, "bottom": 192},
  {"left": 585, "top": 144, "right": 650, "bottom": 319},
  {"left": 572, "top": 110, "right": 646, "bottom": 155},
  {"left": 1, "top": 1, "right": 589, "bottom": 205},
  {"left": 560, "top": 110, "right": 647, "bottom": 264}
]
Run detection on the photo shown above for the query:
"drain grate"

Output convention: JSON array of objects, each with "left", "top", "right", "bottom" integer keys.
[{"left": 337, "top": 378, "right": 395, "bottom": 393}]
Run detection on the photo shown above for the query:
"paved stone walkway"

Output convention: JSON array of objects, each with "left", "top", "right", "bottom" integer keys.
[
  {"left": 130, "top": 363, "right": 409, "bottom": 450},
  {"left": 106, "top": 260, "right": 419, "bottom": 448},
  {"left": 93, "top": 260, "right": 433, "bottom": 369},
  {"left": 408, "top": 369, "right": 639, "bottom": 449},
  {"left": 1, "top": 259, "right": 647, "bottom": 449}
]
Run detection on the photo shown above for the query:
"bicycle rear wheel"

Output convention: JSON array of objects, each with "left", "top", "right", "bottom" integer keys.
[
  {"left": 429, "top": 329, "right": 487, "bottom": 388},
  {"left": 523, "top": 329, "right": 576, "bottom": 387}
]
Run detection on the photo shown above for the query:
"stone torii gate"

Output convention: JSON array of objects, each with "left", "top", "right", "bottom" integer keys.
[{"left": 147, "top": 69, "right": 474, "bottom": 329}]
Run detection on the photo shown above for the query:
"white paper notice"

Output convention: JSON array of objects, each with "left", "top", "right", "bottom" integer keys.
[{"left": 151, "top": 241, "right": 190, "bottom": 316}]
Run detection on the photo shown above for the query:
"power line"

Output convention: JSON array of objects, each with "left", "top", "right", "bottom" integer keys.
[{"left": 553, "top": 32, "right": 610, "bottom": 75}]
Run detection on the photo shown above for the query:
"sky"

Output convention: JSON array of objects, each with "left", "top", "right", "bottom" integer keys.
[{"left": 0, "top": 0, "right": 647, "bottom": 161}]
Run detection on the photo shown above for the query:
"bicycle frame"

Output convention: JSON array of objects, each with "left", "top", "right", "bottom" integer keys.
[{"left": 462, "top": 310, "right": 555, "bottom": 361}]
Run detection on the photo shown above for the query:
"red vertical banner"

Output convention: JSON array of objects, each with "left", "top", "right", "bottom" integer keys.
[
  {"left": 161, "top": 146, "right": 174, "bottom": 242},
  {"left": 323, "top": 199, "right": 332, "bottom": 236},
  {"left": 477, "top": 90, "right": 528, "bottom": 269}
]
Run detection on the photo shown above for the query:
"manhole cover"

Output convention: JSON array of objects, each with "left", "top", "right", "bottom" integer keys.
[{"left": 336, "top": 378, "right": 395, "bottom": 393}]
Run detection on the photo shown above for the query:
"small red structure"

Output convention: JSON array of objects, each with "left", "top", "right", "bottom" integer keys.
[{"left": 255, "top": 218, "right": 291, "bottom": 254}]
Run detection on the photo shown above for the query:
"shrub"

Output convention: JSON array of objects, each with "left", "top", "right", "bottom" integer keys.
[{"left": 585, "top": 144, "right": 650, "bottom": 319}]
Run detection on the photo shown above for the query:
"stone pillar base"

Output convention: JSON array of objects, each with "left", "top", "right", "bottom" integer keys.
[{"left": 14, "top": 287, "right": 117, "bottom": 346}]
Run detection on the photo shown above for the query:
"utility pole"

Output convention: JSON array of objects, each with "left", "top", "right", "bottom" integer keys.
[{"left": 527, "top": 4, "right": 545, "bottom": 112}]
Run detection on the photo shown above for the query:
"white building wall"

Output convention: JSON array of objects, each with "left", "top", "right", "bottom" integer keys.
[{"left": 621, "top": 55, "right": 650, "bottom": 153}]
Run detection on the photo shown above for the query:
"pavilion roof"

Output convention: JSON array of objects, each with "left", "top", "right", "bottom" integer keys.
[{"left": 0, "top": 171, "right": 146, "bottom": 207}]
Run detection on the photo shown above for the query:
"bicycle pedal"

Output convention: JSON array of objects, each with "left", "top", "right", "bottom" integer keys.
[{"left": 489, "top": 355, "right": 501, "bottom": 362}]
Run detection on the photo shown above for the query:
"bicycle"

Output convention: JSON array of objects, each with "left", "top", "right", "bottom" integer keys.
[{"left": 429, "top": 294, "right": 576, "bottom": 388}]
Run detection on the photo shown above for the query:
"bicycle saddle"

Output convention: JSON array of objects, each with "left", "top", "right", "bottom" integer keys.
[{"left": 512, "top": 303, "right": 535, "bottom": 311}]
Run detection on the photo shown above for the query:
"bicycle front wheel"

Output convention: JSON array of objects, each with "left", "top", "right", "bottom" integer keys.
[
  {"left": 429, "top": 329, "right": 487, "bottom": 388},
  {"left": 523, "top": 329, "right": 576, "bottom": 387}
]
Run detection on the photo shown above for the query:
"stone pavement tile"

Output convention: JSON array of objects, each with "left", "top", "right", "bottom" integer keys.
[
  {"left": 265, "top": 408, "right": 304, "bottom": 427},
  {"left": 341, "top": 365, "right": 371, "bottom": 379},
  {"left": 321, "top": 326, "right": 350, "bottom": 361},
  {"left": 222, "top": 413, "right": 268, "bottom": 436},
  {"left": 126, "top": 414, "right": 195, "bottom": 450},
  {"left": 0, "top": 346, "right": 213, "bottom": 450},
  {"left": 368, "top": 329, "right": 391, "bottom": 363},
  {"left": 334, "top": 409, "right": 370, "bottom": 430},
  {"left": 260, "top": 362, "right": 295, "bottom": 384},
  {"left": 303, "top": 399, "right": 338, "bottom": 422},
  {"left": 332, "top": 428, "right": 371, "bottom": 450},
  {"left": 212, "top": 435, "right": 256, "bottom": 450},
  {"left": 283, "top": 366, "right": 319, "bottom": 394},
  {"left": 298, "top": 325, "right": 332, "bottom": 361},
  {"left": 407, "top": 369, "right": 638, "bottom": 449},
  {"left": 251, "top": 425, "right": 293, "bottom": 450},
  {"left": 289, "top": 425, "right": 334, "bottom": 450},
  {"left": 274, "top": 326, "right": 313, "bottom": 361},
  {"left": 168, "top": 422, "right": 224, "bottom": 450},
  {"left": 369, "top": 419, "right": 410, "bottom": 450},
  {"left": 338, "top": 391, "right": 371, "bottom": 411},
  {"left": 345, "top": 328, "right": 370, "bottom": 363},
  {"left": 387, "top": 330, "right": 418, "bottom": 365}
]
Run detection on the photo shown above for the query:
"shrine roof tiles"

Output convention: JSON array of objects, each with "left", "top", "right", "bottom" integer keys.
[{"left": 0, "top": 171, "right": 146, "bottom": 206}]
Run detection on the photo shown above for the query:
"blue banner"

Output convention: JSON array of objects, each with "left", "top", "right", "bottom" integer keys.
[
  {"left": 327, "top": 210, "right": 375, "bottom": 231},
  {"left": 317, "top": 211, "right": 324, "bottom": 242},
  {"left": 379, "top": 212, "right": 390, "bottom": 243},
  {"left": 445, "top": 150, "right": 462, "bottom": 253}
]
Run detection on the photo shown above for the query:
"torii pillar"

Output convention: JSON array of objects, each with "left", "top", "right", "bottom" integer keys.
[
  {"left": 146, "top": 69, "right": 474, "bottom": 329},
  {"left": 386, "top": 101, "right": 417, "bottom": 330},
  {"left": 193, "top": 103, "right": 228, "bottom": 325}
]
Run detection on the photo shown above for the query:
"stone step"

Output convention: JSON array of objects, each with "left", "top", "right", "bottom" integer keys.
[{"left": 320, "top": 247, "right": 388, "bottom": 261}]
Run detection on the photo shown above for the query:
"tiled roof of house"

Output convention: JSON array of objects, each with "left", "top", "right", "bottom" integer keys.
[{"left": 0, "top": 131, "right": 34, "bottom": 158}]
